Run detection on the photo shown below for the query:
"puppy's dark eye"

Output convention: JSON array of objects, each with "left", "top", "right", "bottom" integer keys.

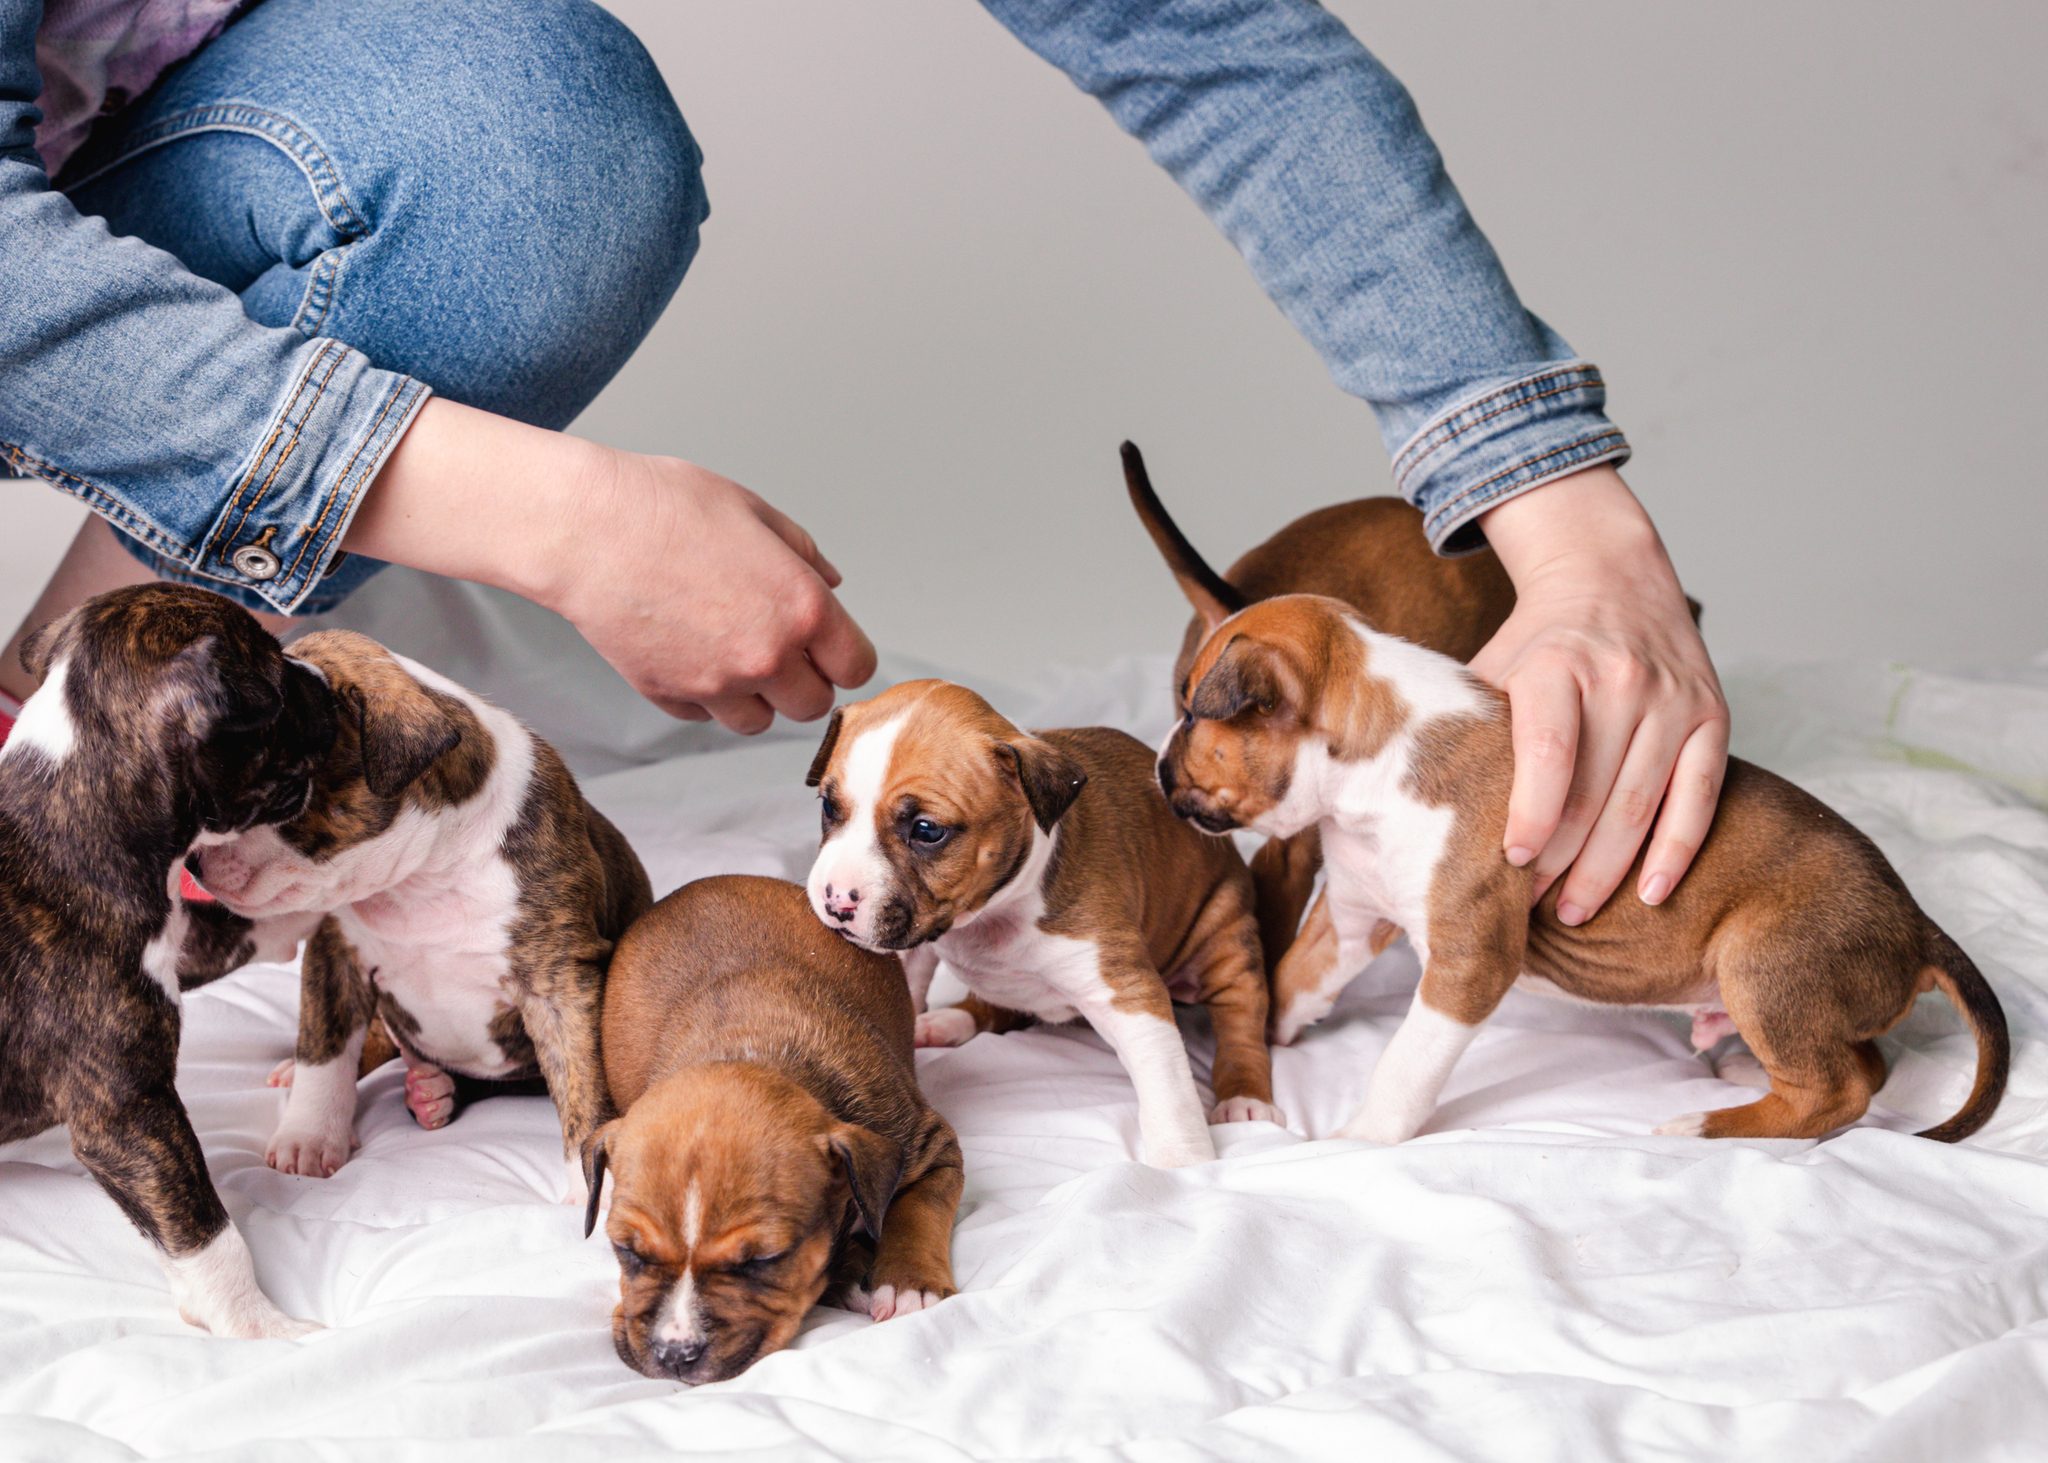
[
  {"left": 614, "top": 1242, "right": 647, "bottom": 1274},
  {"left": 907, "top": 817, "right": 951, "bottom": 849},
  {"left": 819, "top": 790, "right": 842, "bottom": 834}
]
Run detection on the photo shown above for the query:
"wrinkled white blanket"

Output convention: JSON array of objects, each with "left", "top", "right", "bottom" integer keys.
[{"left": 4, "top": 614, "right": 2045, "bottom": 1461}]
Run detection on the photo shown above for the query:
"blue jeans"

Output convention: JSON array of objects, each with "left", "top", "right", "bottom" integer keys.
[{"left": 2, "top": 0, "right": 703, "bottom": 613}]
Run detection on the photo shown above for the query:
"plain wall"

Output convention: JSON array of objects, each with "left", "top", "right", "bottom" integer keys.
[{"left": 6, "top": 1, "right": 2045, "bottom": 690}]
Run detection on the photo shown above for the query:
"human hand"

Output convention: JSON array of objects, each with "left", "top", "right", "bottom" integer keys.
[
  {"left": 544, "top": 449, "right": 875, "bottom": 730},
  {"left": 348, "top": 399, "right": 875, "bottom": 732},
  {"left": 1468, "top": 465, "right": 1727, "bottom": 924}
]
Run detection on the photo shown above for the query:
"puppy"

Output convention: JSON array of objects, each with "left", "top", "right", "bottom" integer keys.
[
  {"left": 587, "top": 875, "right": 962, "bottom": 1383},
  {"left": 1120, "top": 441, "right": 1514, "bottom": 966},
  {"left": 0, "top": 585, "right": 335, "bottom": 1337},
  {"left": 804, "top": 679, "right": 1277, "bottom": 1169},
  {"left": 1155, "top": 593, "right": 2010, "bottom": 1143},
  {"left": 191, "top": 630, "right": 652, "bottom": 1193}
]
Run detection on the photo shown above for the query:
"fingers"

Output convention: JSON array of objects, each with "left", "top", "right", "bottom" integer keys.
[
  {"left": 757, "top": 502, "right": 842, "bottom": 587},
  {"left": 1637, "top": 715, "right": 1730, "bottom": 905},
  {"left": 1501, "top": 672, "right": 1581, "bottom": 870},
  {"left": 652, "top": 698, "right": 712, "bottom": 723},
  {"left": 1553, "top": 710, "right": 1692, "bottom": 923},
  {"left": 759, "top": 655, "right": 837, "bottom": 723},
  {"left": 804, "top": 592, "right": 878, "bottom": 691},
  {"left": 698, "top": 694, "right": 776, "bottom": 736}
]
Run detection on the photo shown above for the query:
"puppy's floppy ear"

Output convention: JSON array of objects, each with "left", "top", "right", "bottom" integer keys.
[
  {"left": 805, "top": 707, "right": 844, "bottom": 788},
  {"left": 18, "top": 612, "right": 73, "bottom": 685},
  {"left": 582, "top": 1120, "right": 619, "bottom": 1239},
  {"left": 996, "top": 737, "right": 1088, "bottom": 833},
  {"left": 819, "top": 1121, "right": 900, "bottom": 1241},
  {"left": 302, "top": 634, "right": 459, "bottom": 798},
  {"left": 1189, "top": 635, "right": 1291, "bottom": 721}
]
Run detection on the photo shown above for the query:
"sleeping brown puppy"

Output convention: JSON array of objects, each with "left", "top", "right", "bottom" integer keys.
[{"left": 587, "top": 875, "right": 962, "bottom": 1383}]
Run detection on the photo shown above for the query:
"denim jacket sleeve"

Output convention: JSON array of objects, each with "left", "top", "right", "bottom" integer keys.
[
  {"left": 979, "top": 0, "right": 1631, "bottom": 553},
  {"left": 0, "top": 0, "right": 429, "bottom": 613}
]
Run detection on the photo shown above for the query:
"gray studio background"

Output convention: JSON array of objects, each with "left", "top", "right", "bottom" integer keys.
[{"left": 6, "top": 1, "right": 2044, "bottom": 695}]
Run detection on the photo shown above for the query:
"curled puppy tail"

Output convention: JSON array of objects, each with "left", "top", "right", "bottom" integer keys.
[
  {"left": 1121, "top": 441, "right": 1245, "bottom": 625},
  {"left": 1916, "top": 929, "right": 2010, "bottom": 1143}
]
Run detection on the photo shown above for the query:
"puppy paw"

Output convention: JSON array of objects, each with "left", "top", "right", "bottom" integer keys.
[
  {"left": 868, "top": 1281, "right": 954, "bottom": 1321},
  {"left": 266, "top": 1058, "right": 295, "bottom": 1089},
  {"left": 1271, "top": 998, "right": 1333, "bottom": 1048},
  {"left": 1654, "top": 1111, "right": 1709, "bottom": 1138},
  {"left": 181, "top": 1299, "right": 322, "bottom": 1341},
  {"left": 560, "top": 1154, "right": 590, "bottom": 1208},
  {"left": 913, "top": 1008, "right": 977, "bottom": 1049},
  {"left": 266, "top": 1121, "right": 354, "bottom": 1178},
  {"left": 402, "top": 1063, "right": 457, "bottom": 1130},
  {"left": 1714, "top": 1050, "right": 1770, "bottom": 1090},
  {"left": 1143, "top": 1135, "right": 1216, "bottom": 1169},
  {"left": 1690, "top": 1008, "right": 1740, "bottom": 1052},
  {"left": 1332, "top": 1112, "right": 1411, "bottom": 1145},
  {"left": 1209, "top": 1096, "right": 1288, "bottom": 1127}
]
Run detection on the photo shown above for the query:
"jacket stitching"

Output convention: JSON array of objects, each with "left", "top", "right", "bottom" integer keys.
[
  {"left": 1392, "top": 364, "right": 1603, "bottom": 477},
  {"left": 1423, "top": 432, "right": 1630, "bottom": 535},
  {"left": 286, "top": 377, "right": 422, "bottom": 586}
]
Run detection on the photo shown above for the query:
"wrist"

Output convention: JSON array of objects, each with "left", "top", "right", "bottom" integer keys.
[
  {"left": 1477, "top": 464, "right": 1671, "bottom": 594},
  {"left": 346, "top": 398, "right": 610, "bottom": 610}
]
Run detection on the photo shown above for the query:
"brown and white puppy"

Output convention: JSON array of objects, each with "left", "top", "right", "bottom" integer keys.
[
  {"left": 1156, "top": 593, "right": 2010, "bottom": 1144},
  {"left": 0, "top": 585, "right": 336, "bottom": 1337},
  {"left": 1120, "top": 441, "right": 1514, "bottom": 967},
  {"left": 588, "top": 875, "right": 962, "bottom": 1384},
  {"left": 191, "top": 630, "right": 652, "bottom": 1196},
  {"left": 803, "top": 679, "right": 1277, "bottom": 1169}
]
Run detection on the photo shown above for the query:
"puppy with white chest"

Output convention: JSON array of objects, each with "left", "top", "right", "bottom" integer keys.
[
  {"left": 0, "top": 585, "right": 335, "bottom": 1337},
  {"left": 804, "top": 679, "right": 1279, "bottom": 1169},
  {"left": 1119, "top": 441, "right": 1515, "bottom": 970},
  {"left": 192, "top": 630, "right": 652, "bottom": 1192},
  {"left": 588, "top": 875, "right": 962, "bottom": 1384},
  {"left": 1156, "top": 591, "right": 2010, "bottom": 1144}
]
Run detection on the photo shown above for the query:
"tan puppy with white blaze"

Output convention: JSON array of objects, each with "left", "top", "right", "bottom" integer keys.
[
  {"left": 804, "top": 680, "right": 1279, "bottom": 1168},
  {"left": 1156, "top": 593, "right": 2010, "bottom": 1145}
]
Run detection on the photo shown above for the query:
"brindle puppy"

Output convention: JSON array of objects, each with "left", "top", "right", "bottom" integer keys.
[
  {"left": 0, "top": 585, "right": 336, "bottom": 1337},
  {"left": 192, "top": 631, "right": 651, "bottom": 1199}
]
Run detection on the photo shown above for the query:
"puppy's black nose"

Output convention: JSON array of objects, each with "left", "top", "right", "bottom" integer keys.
[
  {"left": 652, "top": 1337, "right": 707, "bottom": 1375},
  {"left": 1156, "top": 760, "right": 1178, "bottom": 797},
  {"left": 823, "top": 883, "right": 859, "bottom": 922}
]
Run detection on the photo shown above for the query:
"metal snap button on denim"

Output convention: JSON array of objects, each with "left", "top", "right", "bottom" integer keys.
[{"left": 232, "top": 544, "right": 281, "bottom": 581}]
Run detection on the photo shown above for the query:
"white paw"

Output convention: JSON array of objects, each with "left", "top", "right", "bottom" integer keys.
[
  {"left": 1333, "top": 1112, "right": 1413, "bottom": 1145},
  {"left": 266, "top": 1057, "right": 295, "bottom": 1089},
  {"left": 1143, "top": 1134, "right": 1216, "bottom": 1169},
  {"left": 1689, "top": 1008, "right": 1740, "bottom": 1052},
  {"left": 560, "top": 1153, "right": 589, "bottom": 1208},
  {"left": 913, "top": 1008, "right": 978, "bottom": 1049},
  {"left": 1654, "top": 1111, "right": 1709, "bottom": 1137},
  {"left": 403, "top": 1063, "right": 457, "bottom": 1129},
  {"left": 1714, "top": 1050, "right": 1770, "bottom": 1090},
  {"left": 1209, "top": 1096, "right": 1288, "bottom": 1127},
  {"left": 869, "top": 1283, "right": 950, "bottom": 1321},
  {"left": 266, "top": 1120, "right": 353, "bottom": 1178},
  {"left": 1272, "top": 997, "right": 1333, "bottom": 1048}
]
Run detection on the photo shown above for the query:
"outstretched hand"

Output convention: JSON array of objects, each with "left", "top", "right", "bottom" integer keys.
[
  {"left": 550, "top": 451, "right": 876, "bottom": 730},
  {"left": 349, "top": 398, "right": 876, "bottom": 733},
  {"left": 1469, "top": 465, "right": 1728, "bottom": 923}
]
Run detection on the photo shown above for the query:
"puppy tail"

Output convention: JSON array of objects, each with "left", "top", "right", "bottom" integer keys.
[
  {"left": 1121, "top": 441, "right": 1246, "bottom": 625},
  {"left": 1915, "top": 929, "right": 2011, "bottom": 1143}
]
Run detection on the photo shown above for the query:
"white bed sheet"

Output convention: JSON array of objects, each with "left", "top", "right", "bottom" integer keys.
[{"left": 3, "top": 635, "right": 2046, "bottom": 1463}]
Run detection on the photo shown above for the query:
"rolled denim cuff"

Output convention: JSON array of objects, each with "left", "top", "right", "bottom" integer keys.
[
  {"left": 111, "top": 340, "right": 431, "bottom": 615},
  {"left": 1394, "top": 363, "right": 1631, "bottom": 556}
]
